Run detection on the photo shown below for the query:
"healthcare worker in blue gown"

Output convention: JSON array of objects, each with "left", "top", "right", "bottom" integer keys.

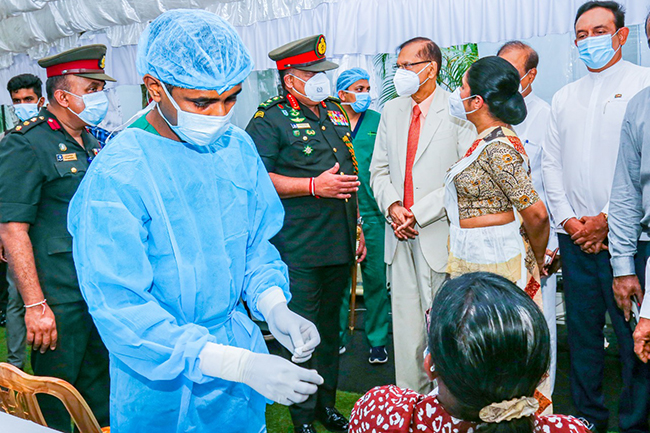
[{"left": 67, "top": 10, "right": 324, "bottom": 433}]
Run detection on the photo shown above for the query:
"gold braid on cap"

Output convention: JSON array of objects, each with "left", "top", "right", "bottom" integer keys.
[{"left": 478, "top": 397, "right": 539, "bottom": 423}]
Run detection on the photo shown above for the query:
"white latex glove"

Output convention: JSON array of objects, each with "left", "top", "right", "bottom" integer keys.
[
  {"left": 198, "top": 342, "right": 323, "bottom": 406},
  {"left": 241, "top": 352, "right": 323, "bottom": 405},
  {"left": 267, "top": 302, "right": 320, "bottom": 363}
]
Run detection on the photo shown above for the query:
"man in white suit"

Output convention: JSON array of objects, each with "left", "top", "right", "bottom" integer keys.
[{"left": 370, "top": 37, "right": 475, "bottom": 393}]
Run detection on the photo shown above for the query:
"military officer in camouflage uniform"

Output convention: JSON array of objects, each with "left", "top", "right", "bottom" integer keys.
[
  {"left": 0, "top": 45, "right": 111, "bottom": 431},
  {"left": 246, "top": 34, "right": 365, "bottom": 433}
]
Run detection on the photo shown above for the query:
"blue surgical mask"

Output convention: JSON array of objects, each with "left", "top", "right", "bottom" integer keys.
[
  {"left": 158, "top": 82, "right": 232, "bottom": 146},
  {"left": 342, "top": 91, "right": 371, "bottom": 113},
  {"left": 577, "top": 30, "right": 621, "bottom": 70},
  {"left": 13, "top": 103, "right": 40, "bottom": 121},
  {"left": 64, "top": 90, "right": 109, "bottom": 126}
]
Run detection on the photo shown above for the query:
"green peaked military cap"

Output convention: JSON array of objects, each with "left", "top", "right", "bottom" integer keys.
[
  {"left": 269, "top": 34, "right": 338, "bottom": 72},
  {"left": 38, "top": 44, "right": 116, "bottom": 82}
]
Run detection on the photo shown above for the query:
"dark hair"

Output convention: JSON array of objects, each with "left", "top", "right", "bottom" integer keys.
[
  {"left": 398, "top": 37, "right": 443, "bottom": 75},
  {"left": 646, "top": 9, "right": 650, "bottom": 37},
  {"left": 467, "top": 56, "right": 527, "bottom": 125},
  {"left": 278, "top": 68, "right": 292, "bottom": 92},
  {"left": 7, "top": 73, "right": 43, "bottom": 99},
  {"left": 575, "top": 1, "right": 625, "bottom": 30},
  {"left": 496, "top": 41, "right": 539, "bottom": 72},
  {"left": 45, "top": 75, "right": 69, "bottom": 100},
  {"left": 428, "top": 272, "right": 550, "bottom": 433}
]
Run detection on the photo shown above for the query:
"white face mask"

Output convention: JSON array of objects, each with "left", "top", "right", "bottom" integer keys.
[
  {"left": 392, "top": 62, "right": 431, "bottom": 97},
  {"left": 519, "top": 70, "right": 531, "bottom": 94},
  {"left": 290, "top": 72, "right": 331, "bottom": 102},
  {"left": 448, "top": 87, "right": 479, "bottom": 121},
  {"left": 159, "top": 82, "right": 232, "bottom": 146}
]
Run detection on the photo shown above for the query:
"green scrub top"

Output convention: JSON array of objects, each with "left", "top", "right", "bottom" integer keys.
[{"left": 352, "top": 109, "right": 382, "bottom": 218}]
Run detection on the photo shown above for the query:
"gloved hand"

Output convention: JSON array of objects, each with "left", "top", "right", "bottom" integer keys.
[
  {"left": 266, "top": 302, "right": 320, "bottom": 363},
  {"left": 198, "top": 342, "right": 323, "bottom": 406},
  {"left": 241, "top": 352, "right": 323, "bottom": 406}
]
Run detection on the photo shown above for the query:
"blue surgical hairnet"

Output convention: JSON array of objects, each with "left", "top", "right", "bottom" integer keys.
[
  {"left": 136, "top": 9, "right": 253, "bottom": 92},
  {"left": 336, "top": 67, "right": 370, "bottom": 93}
]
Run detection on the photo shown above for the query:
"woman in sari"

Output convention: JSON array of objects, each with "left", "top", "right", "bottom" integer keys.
[{"left": 443, "top": 56, "right": 552, "bottom": 412}]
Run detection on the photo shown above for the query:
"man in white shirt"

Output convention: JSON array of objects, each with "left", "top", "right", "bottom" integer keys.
[
  {"left": 498, "top": 41, "right": 559, "bottom": 394},
  {"left": 370, "top": 37, "right": 474, "bottom": 393},
  {"left": 542, "top": 2, "right": 650, "bottom": 432}
]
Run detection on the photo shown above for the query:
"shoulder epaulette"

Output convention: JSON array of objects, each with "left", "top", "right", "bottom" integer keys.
[
  {"left": 258, "top": 95, "right": 286, "bottom": 110},
  {"left": 326, "top": 96, "right": 342, "bottom": 103},
  {"left": 7, "top": 115, "right": 47, "bottom": 135}
]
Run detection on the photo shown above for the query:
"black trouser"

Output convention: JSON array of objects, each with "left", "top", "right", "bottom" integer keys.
[
  {"left": 31, "top": 301, "right": 110, "bottom": 432},
  {"left": 285, "top": 263, "right": 351, "bottom": 427},
  {"left": 559, "top": 235, "right": 650, "bottom": 433}
]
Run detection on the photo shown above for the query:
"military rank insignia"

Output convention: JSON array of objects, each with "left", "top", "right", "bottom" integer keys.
[
  {"left": 254, "top": 111, "right": 264, "bottom": 119},
  {"left": 327, "top": 111, "right": 349, "bottom": 126}
]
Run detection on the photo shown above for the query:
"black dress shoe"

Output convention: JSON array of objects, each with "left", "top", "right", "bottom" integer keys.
[
  {"left": 294, "top": 424, "right": 317, "bottom": 433},
  {"left": 317, "top": 407, "right": 349, "bottom": 432}
]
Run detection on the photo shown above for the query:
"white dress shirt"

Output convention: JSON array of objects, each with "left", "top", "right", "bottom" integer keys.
[{"left": 542, "top": 60, "right": 650, "bottom": 234}]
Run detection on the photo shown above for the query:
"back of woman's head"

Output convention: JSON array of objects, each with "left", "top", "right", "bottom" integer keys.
[
  {"left": 467, "top": 56, "right": 527, "bottom": 125},
  {"left": 428, "top": 272, "right": 549, "bottom": 433}
]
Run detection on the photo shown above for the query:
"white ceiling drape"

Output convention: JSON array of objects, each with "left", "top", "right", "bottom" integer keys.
[{"left": 0, "top": 0, "right": 649, "bottom": 104}]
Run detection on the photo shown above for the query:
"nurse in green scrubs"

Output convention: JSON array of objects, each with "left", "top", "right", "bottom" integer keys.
[{"left": 336, "top": 68, "right": 391, "bottom": 364}]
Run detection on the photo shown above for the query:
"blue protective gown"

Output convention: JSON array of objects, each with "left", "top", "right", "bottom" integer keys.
[{"left": 67, "top": 119, "right": 290, "bottom": 433}]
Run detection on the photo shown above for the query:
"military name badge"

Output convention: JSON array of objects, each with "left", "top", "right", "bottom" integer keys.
[
  {"left": 56, "top": 153, "right": 77, "bottom": 162},
  {"left": 327, "top": 110, "right": 349, "bottom": 126},
  {"left": 254, "top": 110, "right": 265, "bottom": 119},
  {"left": 291, "top": 123, "right": 311, "bottom": 129},
  {"left": 303, "top": 144, "right": 314, "bottom": 156}
]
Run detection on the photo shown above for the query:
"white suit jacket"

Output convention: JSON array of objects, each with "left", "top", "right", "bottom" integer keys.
[{"left": 370, "top": 88, "right": 475, "bottom": 272}]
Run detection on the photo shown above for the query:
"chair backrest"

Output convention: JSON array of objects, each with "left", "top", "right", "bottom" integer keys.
[{"left": 0, "top": 362, "right": 103, "bottom": 433}]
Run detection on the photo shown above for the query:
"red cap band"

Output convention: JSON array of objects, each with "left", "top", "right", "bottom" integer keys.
[
  {"left": 46, "top": 59, "right": 104, "bottom": 78},
  {"left": 276, "top": 51, "right": 324, "bottom": 71}
]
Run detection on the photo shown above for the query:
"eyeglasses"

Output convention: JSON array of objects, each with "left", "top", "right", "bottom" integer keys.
[{"left": 393, "top": 61, "right": 431, "bottom": 71}]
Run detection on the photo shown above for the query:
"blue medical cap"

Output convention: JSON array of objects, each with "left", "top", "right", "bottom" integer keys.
[
  {"left": 336, "top": 68, "right": 370, "bottom": 93},
  {"left": 136, "top": 9, "right": 253, "bottom": 92}
]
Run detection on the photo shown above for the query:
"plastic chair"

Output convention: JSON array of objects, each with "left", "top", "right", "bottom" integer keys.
[{"left": 0, "top": 362, "right": 106, "bottom": 433}]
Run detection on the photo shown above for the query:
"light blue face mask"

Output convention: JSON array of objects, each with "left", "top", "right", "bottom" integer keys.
[
  {"left": 577, "top": 30, "right": 621, "bottom": 70},
  {"left": 64, "top": 90, "right": 109, "bottom": 126},
  {"left": 342, "top": 91, "right": 371, "bottom": 113},
  {"left": 158, "top": 82, "right": 233, "bottom": 146},
  {"left": 13, "top": 103, "right": 40, "bottom": 121}
]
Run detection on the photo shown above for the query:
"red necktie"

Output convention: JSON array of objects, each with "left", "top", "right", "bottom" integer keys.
[{"left": 404, "top": 105, "right": 421, "bottom": 210}]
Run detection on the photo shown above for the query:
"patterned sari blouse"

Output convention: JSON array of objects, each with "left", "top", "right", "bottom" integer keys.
[
  {"left": 454, "top": 126, "right": 539, "bottom": 220},
  {"left": 350, "top": 385, "right": 589, "bottom": 433}
]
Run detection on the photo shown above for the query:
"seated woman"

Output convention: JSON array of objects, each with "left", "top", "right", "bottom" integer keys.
[{"left": 349, "top": 272, "right": 588, "bottom": 433}]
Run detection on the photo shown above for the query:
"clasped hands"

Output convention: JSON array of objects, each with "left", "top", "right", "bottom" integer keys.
[
  {"left": 389, "top": 202, "right": 418, "bottom": 240},
  {"left": 564, "top": 213, "right": 608, "bottom": 254}
]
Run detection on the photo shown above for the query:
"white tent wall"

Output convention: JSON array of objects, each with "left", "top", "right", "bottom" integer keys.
[{"left": 0, "top": 0, "right": 649, "bottom": 128}]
